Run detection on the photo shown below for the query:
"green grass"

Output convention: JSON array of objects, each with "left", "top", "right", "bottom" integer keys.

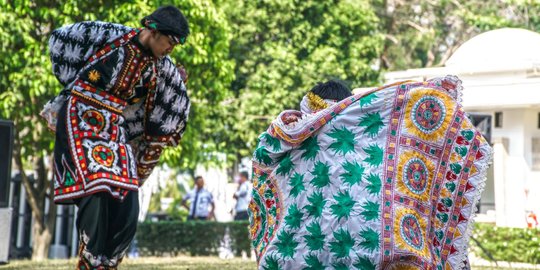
[
  {"left": 0, "top": 257, "right": 257, "bottom": 270},
  {"left": 0, "top": 257, "right": 538, "bottom": 270},
  {"left": 474, "top": 268, "right": 540, "bottom": 270}
]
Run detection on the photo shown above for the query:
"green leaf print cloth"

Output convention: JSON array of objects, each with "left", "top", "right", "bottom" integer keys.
[{"left": 249, "top": 76, "right": 492, "bottom": 270}]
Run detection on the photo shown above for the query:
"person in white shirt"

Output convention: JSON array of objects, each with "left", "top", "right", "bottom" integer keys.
[
  {"left": 233, "top": 171, "right": 252, "bottom": 220},
  {"left": 182, "top": 176, "right": 215, "bottom": 220}
]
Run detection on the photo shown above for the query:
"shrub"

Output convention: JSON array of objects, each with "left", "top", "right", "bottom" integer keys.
[
  {"left": 470, "top": 223, "right": 540, "bottom": 264},
  {"left": 137, "top": 221, "right": 540, "bottom": 263},
  {"left": 136, "top": 221, "right": 251, "bottom": 256}
]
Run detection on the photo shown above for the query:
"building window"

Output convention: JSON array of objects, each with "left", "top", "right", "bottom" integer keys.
[
  {"left": 494, "top": 112, "right": 503, "bottom": 128},
  {"left": 538, "top": 113, "right": 540, "bottom": 129},
  {"left": 468, "top": 113, "right": 492, "bottom": 144}
]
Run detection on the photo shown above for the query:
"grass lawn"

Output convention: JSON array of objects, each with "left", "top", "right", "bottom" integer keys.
[
  {"left": 0, "top": 257, "right": 538, "bottom": 270},
  {"left": 474, "top": 268, "right": 540, "bottom": 270},
  {"left": 0, "top": 257, "right": 256, "bottom": 270}
]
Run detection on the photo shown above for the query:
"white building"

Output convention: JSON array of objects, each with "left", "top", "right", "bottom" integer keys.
[{"left": 384, "top": 28, "right": 540, "bottom": 228}]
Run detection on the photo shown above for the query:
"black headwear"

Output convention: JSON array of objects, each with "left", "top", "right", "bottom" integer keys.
[
  {"left": 310, "top": 80, "right": 352, "bottom": 101},
  {"left": 141, "top": 5, "right": 190, "bottom": 44}
]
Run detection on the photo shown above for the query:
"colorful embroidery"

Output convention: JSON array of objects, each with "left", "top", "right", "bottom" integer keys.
[
  {"left": 404, "top": 88, "right": 455, "bottom": 143},
  {"left": 249, "top": 166, "right": 282, "bottom": 260},
  {"left": 81, "top": 109, "right": 106, "bottom": 132},
  {"left": 394, "top": 207, "right": 430, "bottom": 258},
  {"left": 53, "top": 95, "right": 138, "bottom": 203},
  {"left": 411, "top": 95, "right": 446, "bottom": 133},
  {"left": 250, "top": 77, "right": 492, "bottom": 270},
  {"left": 88, "top": 69, "right": 101, "bottom": 82},
  {"left": 61, "top": 155, "right": 77, "bottom": 187},
  {"left": 403, "top": 158, "right": 429, "bottom": 194},
  {"left": 91, "top": 144, "right": 115, "bottom": 167},
  {"left": 397, "top": 151, "right": 435, "bottom": 203}
]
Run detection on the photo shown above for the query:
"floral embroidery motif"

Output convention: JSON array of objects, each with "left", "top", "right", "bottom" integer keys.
[
  {"left": 82, "top": 109, "right": 106, "bottom": 132},
  {"left": 401, "top": 214, "right": 424, "bottom": 250},
  {"left": 403, "top": 158, "right": 429, "bottom": 194},
  {"left": 91, "top": 145, "right": 115, "bottom": 167},
  {"left": 411, "top": 95, "right": 446, "bottom": 134},
  {"left": 394, "top": 207, "right": 430, "bottom": 258},
  {"left": 404, "top": 88, "right": 455, "bottom": 143},
  {"left": 397, "top": 151, "right": 435, "bottom": 203},
  {"left": 88, "top": 69, "right": 101, "bottom": 82}
]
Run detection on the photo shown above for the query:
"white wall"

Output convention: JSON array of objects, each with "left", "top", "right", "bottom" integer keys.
[
  {"left": 523, "top": 109, "right": 540, "bottom": 224},
  {"left": 490, "top": 109, "right": 529, "bottom": 227},
  {"left": 465, "top": 108, "right": 540, "bottom": 227}
]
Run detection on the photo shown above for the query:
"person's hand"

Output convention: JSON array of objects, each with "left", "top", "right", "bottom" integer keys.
[
  {"left": 176, "top": 64, "right": 188, "bottom": 85},
  {"left": 208, "top": 212, "right": 215, "bottom": 220},
  {"left": 282, "top": 112, "right": 302, "bottom": 125},
  {"left": 285, "top": 114, "right": 299, "bottom": 123}
]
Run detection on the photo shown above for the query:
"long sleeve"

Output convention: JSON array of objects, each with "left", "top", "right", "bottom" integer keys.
[{"left": 132, "top": 58, "right": 190, "bottom": 183}]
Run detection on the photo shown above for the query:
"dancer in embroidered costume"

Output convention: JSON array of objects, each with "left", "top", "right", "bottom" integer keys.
[
  {"left": 41, "top": 6, "right": 190, "bottom": 269},
  {"left": 249, "top": 76, "right": 492, "bottom": 269}
]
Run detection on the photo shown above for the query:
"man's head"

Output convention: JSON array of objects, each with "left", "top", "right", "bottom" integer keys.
[
  {"left": 310, "top": 80, "right": 352, "bottom": 101},
  {"left": 195, "top": 176, "right": 204, "bottom": 189},
  {"left": 239, "top": 171, "right": 249, "bottom": 184},
  {"left": 141, "top": 5, "right": 189, "bottom": 58},
  {"left": 301, "top": 80, "right": 352, "bottom": 113}
]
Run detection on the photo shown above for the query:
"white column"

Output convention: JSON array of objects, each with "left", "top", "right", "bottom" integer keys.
[
  {"left": 71, "top": 206, "right": 79, "bottom": 257},
  {"left": 493, "top": 137, "right": 508, "bottom": 227},
  {"left": 16, "top": 185, "right": 25, "bottom": 248},
  {"left": 54, "top": 206, "right": 63, "bottom": 245}
]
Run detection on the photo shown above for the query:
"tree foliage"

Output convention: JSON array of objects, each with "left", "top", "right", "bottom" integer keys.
[
  {"left": 373, "top": 0, "right": 540, "bottom": 70},
  {"left": 219, "top": 0, "right": 384, "bottom": 156},
  {"left": 0, "top": 0, "right": 233, "bottom": 259}
]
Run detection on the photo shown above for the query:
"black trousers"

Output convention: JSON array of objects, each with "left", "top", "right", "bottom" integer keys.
[
  {"left": 234, "top": 210, "right": 249, "bottom": 221},
  {"left": 187, "top": 216, "right": 208, "bottom": 221},
  {"left": 75, "top": 191, "right": 139, "bottom": 269}
]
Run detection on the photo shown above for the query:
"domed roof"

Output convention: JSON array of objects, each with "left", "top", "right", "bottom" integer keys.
[{"left": 446, "top": 28, "right": 540, "bottom": 67}]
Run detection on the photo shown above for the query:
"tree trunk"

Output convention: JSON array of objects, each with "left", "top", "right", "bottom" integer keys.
[
  {"left": 31, "top": 221, "right": 53, "bottom": 261},
  {"left": 31, "top": 155, "right": 57, "bottom": 261},
  {"left": 13, "top": 129, "right": 57, "bottom": 260}
]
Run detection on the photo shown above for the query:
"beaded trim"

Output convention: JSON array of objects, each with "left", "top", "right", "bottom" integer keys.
[
  {"left": 306, "top": 92, "right": 329, "bottom": 112},
  {"left": 72, "top": 81, "right": 126, "bottom": 114}
]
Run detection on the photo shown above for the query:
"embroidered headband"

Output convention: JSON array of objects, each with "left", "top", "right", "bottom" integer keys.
[{"left": 141, "top": 6, "right": 189, "bottom": 45}]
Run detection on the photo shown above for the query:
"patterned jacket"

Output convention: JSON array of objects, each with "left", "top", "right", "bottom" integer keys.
[{"left": 42, "top": 21, "right": 190, "bottom": 183}]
